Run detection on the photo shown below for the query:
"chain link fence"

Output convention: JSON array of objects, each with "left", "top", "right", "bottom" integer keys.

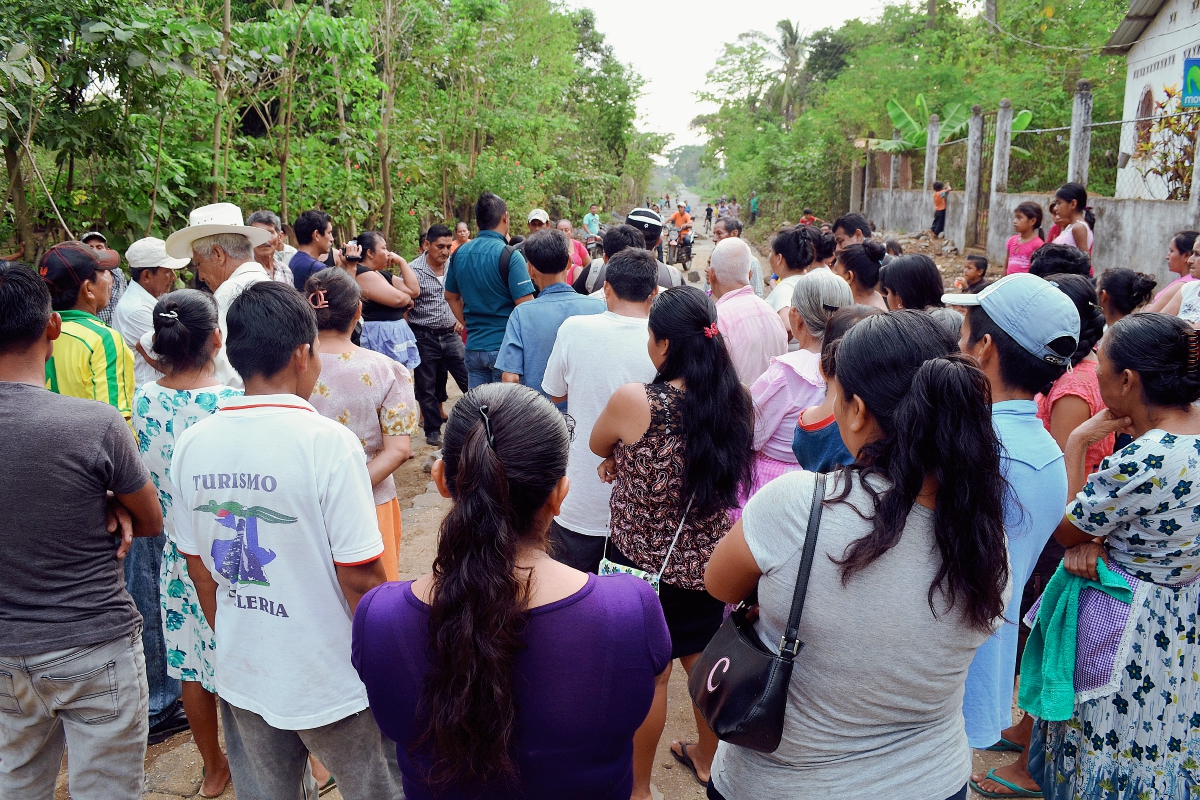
[
  {"left": 1008, "top": 125, "right": 1071, "bottom": 194},
  {"left": 1088, "top": 111, "right": 1198, "bottom": 200}
]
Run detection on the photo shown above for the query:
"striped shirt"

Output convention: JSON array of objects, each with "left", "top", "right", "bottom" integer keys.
[
  {"left": 407, "top": 253, "right": 458, "bottom": 330},
  {"left": 46, "top": 309, "right": 137, "bottom": 421}
]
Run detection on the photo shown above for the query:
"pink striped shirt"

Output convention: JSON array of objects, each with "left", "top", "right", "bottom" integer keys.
[{"left": 715, "top": 285, "right": 788, "bottom": 386}]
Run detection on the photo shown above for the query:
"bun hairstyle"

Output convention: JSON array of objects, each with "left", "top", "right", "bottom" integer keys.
[
  {"left": 832, "top": 310, "right": 1009, "bottom": 633},
  {"left": 418, "top": 383, "right": 571, "bottom": 791},
  {"left": 879, "top": 253, "right": 945, "bottom": 310},
  {"left": 303, "top": 268, "right": 361, "bottom": 333},
  {"left": 820, "top": 305, "right": 884, "bottom": 379},
  {"left": 771, "top": 225, "right": 818, "bottom": 273},
  {"left": 791, "top": 268, "right": 853, "bottom": 341},
  {"left": 1055, "top": 182, "right": 1096, "bottom": 231},
  {"left": 814, "top": 230, "right": 837, "bottom": 263},
  {"left": 1106, "top": 313, "right": 1200, "bottom": 408},
  {"left": 151, "top": 289, "right": 219, "bottom": 374},
  {"left": 1014, "top": 201, "right": 1045, "bottom": 240},
  {"left": 1098, "top": 268, "right": 1157, "bottom": 315},
  {"left": 1044, "top": 273, "right": 1105, "bottom": 366},
  {"left": 648, "top": 286, "right": 754, "bottom": 517},
  {"left": 837, "top": 240, "right": 886, "bottom": 290}
]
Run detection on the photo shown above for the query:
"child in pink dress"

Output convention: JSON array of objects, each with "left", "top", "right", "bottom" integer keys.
[{"left": 1005, "top": 202, "right": 1045, "bottom": 274}]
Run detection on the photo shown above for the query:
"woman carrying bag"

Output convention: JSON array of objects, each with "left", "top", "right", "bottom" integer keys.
[{"left": 702, "top": 311, "right": 1011, "bottom": 800}]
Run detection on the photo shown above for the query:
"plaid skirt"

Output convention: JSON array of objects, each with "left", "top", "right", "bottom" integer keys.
[{"left": 730, "top": 451, "right": 803, "bottom": 523}]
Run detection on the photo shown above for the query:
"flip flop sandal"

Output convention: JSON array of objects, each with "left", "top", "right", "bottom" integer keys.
[
  {"left": 670, "top": 742, "right": 707, "bottom": 787},
  {"left": 198, "top": 767, "right": 230, "bottom": 799},
  {"left": 317, "top": 776, "right": 337, "bottom": 796},
  {"left": 985, "top": 737, "right": 1026, "bottom": 753},
  {"left": 969, "top": 768, "right": 1044, "bottom": 798}
]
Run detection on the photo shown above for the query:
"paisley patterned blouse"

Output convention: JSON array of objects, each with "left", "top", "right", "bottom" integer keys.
[{"left": 609, "top": 383, "right": 730, "bottom": 590}]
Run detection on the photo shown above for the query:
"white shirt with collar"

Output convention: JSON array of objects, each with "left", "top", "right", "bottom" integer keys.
[
  {"left": 213, "top": 262, "right": 270, "bottom": 389},
  {"left": 111, "top": 280, "right": 165, "bottom": 387}
]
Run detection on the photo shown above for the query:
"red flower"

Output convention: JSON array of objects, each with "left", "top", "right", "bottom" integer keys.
[{"left": 409, "top": 209, "right": 416, "bottom": 215}]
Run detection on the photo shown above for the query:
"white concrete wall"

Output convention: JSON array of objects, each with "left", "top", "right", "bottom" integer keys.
[{"left": 865, "top": 188, "right": 967, "bottom": 251}]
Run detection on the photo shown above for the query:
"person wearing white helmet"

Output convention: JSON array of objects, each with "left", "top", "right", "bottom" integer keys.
[{"left": 111, "top": 237, "right": 189, "bottom": 387}]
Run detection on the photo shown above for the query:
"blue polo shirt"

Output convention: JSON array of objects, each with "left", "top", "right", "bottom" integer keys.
[
  {"left": 443, "top": 230, "right": 535, "bottom": 352},
  {"left": 962, "top": 399, "right": 1067, "bottom": 748},
  {"left": 289, "top": 250, "right": 326, "bottom": 291},
  {"left": 495, "top": 282, "right": 605, "bottom": 409}
]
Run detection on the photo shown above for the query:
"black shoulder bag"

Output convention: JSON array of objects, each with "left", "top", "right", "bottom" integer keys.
[{"left": 687, "top": 472, "right": 827, "bottom": 753}]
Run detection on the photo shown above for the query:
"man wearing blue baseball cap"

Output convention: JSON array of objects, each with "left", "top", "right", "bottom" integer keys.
[{"left": 947, "top": 273, "right": 1079, "bottom": 798}]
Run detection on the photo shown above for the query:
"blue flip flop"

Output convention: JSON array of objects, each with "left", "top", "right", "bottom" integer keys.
[
  {"left": 969, "top": 768, "right": 1044, "bottom": 798},
  {"left": 985, "top": 737, "right": 1025, "bottom": 753}
]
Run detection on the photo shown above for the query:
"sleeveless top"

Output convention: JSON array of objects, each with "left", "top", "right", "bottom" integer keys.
[
  {"left": 1035, "top": 359, "right": 1113, "bottom": 474},
  {"left": 356, "top": 265, "right": 407, "bottom": 321},
  {"left": 1051, "top": 221, "right": 1093, "bottom": 255},
  {"left": 608, "top": 383, "right": 730, "bottom": 590}
]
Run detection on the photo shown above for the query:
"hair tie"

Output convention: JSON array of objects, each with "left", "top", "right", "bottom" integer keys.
[
  {"left": 1186, "top": 330, "right": 1200, "bottom": 373},
  {"left": 478, "top": 404, "right": 496, "bottom": 449},
  {"left": 308, "top": 290, "right": 329, "bottom": 310},
  {"left": 703, "top": 323, "right": 719, "bottom": 339},
  {"left": 157, "top": 310, "right": 178, "bottom": 320},
  {"left": 822, "top": 304, "right": 840, "bottom": 313}
]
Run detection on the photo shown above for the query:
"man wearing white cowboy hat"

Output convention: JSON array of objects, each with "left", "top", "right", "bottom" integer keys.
[
  {"left": 112, "top": 237, "right": 190, "bottom": 387},
  {"left": 165, "top": 203, "right": 273, "bottom": 388}
]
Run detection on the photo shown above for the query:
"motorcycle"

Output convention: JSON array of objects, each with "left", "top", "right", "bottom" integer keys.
[
  {"left": 585, "top": 224, "right": 608, "bottom": 260},
  {"left": 665, "top": 225, "right": 693, "bottom": 269}
]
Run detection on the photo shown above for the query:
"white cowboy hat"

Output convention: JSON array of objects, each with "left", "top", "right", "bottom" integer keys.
[
  {"left": 126, "top": 237, "right": 191, "bottom": 271},
  {"left": 165, "top": 203, "right": 272, "bottom": 259}
]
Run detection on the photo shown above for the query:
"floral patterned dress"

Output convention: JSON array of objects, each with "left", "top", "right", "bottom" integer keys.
[
  {"left": 133, "top": 382, "right": 242, "bottom": 692},
  {"left": 1030, "top": 430, "right": 1200, "bottom": 800}
]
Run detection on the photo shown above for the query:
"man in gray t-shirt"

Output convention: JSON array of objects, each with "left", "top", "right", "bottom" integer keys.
[{"left": 0, "top": 261, "right": 162, "bottom": 799}]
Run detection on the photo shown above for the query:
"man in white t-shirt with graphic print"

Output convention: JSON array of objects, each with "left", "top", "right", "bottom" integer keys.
[
  {"left": 172, "top": 282, "right": 401, "bottom": 800},
  {"left": 542, "top": 248, "right": 659, "bottom": 573}
]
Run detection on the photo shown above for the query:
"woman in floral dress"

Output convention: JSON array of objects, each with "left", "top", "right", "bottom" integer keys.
[
  {"left": 305, "top": 269, "right": 417, "bottom": 580},
  {"left": 1029, "top": 312, "right": 1200, "bottom": 800},
  {"left": 132, "top": 289, "right": 236, "bottom": 798}
]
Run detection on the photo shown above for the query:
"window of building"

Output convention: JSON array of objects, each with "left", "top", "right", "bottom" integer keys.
[{"left": 1136, "top": 86, "right": 1155, "bottom": 146}]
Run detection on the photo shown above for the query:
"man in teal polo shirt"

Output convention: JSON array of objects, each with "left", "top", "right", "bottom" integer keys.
[{"left": 444, "top": 192, "right": 536, "bottom": 388}]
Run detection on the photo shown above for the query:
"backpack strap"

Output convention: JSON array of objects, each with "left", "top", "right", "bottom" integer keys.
[{"left": 499, "top": 244, "right": 515, "bottom": 285}]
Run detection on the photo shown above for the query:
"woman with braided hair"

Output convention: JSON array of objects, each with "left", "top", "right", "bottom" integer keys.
[{"left": 1022, "top": 313, "right": 1200, "bottom": 800}]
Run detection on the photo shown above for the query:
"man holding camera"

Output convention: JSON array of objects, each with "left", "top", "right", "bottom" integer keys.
[{"left": 289, "top": 210, "right": 333, "bottom": 291}]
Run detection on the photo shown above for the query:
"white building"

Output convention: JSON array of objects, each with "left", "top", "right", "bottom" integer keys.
[{"left": 1106, "top": 0, "right": 1200, "bottom": 199}]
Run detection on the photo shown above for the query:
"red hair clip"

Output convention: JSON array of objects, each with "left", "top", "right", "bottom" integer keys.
[
  {"left": 308, "top": 290, "right": 329, "bottom": 310},
  {"left": 703, "top": 323, "right": 719, "bottom": 339}
]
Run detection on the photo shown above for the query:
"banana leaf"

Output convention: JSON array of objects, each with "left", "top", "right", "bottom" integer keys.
[
  {"left": 886, "top": 98, "right": 924, "bottom": 147},
  {"left": 869, "top": 137, "right": 915, "bottom": 153},
  {"left": 1013, "top": 109, "right": 1033, "bottom": 131},
  {"left": 939, "top": 102, "right": 969, "bottom": 141}
]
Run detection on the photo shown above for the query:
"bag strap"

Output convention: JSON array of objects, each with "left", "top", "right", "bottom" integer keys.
[
  {"left": 499, "top": 244, "right": 515, "bottom": 284},
  {"left": 655, "top": 494, "right": 695, "bottom": 582},
  {"left": 779, "top": 473, "right": 827, "bottom": 659}
]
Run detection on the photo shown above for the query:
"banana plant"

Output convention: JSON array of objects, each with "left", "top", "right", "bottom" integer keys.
[{"left": 870, "top": 94, "right": 1032, "bottom": 153}]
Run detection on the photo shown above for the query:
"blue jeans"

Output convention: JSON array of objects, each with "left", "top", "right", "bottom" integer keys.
[
  {"left": 465, "top": 349, "right": 502, "bottom": 389},
  {"left": 123, "top": 534, "right": 180, "bottom": 725}
]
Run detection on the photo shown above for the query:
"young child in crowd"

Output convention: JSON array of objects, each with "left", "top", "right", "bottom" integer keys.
[
  {"left": 305, "top": 269, "right": 417, "bottom": 582},
  {"left": 799, "top": 208, "right": 817, "bottom": 226},
  {"left": 931, "top": 181, "right": 951, "bottom": 238},
  {"left": 1050, "top": 182, "right": 1094, "bottom": 254},
  {"left": 1005, "top": 202, "right": 1045, "bottom": 274},
  {"left": 955, "top": 255, "right": 990, "bottom": 293}
]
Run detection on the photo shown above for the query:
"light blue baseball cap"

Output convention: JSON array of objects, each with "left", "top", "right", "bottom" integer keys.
[{"left": 943, "top": 273, "right": 1079, "bottom": 366}]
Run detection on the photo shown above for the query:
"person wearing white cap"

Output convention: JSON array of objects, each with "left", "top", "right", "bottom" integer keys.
[
  {"left": 112, "top": 238, "right": 189, "bottom": 387},
  {"left": 165, "top": 203, "right": 272, "bottom": 389},
  {"left": 526, "top": 207, "right": 550, "bottom": 237}
]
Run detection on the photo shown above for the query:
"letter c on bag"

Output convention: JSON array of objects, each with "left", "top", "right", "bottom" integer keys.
[{"left": 707, "top": 657, "right": 730, "bottom": 692}]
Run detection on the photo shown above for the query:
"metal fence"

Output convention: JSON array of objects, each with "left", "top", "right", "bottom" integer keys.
[{"left": 1088, "top": 111, "right": 1198, "bottom": 200}]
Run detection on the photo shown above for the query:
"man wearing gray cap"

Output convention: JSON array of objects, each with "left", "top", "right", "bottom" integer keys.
[{"left": 111, "top": 237, "right": 189, "bottom": 387}]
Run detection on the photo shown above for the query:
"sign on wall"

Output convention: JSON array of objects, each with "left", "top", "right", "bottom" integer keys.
[{"left": 1185, "top": 58, "right": 1200, "bottom": 107}]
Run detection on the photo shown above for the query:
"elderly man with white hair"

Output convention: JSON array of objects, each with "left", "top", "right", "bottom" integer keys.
[{"left": 708, "top": 236, "right": 787, "bottom": 386}]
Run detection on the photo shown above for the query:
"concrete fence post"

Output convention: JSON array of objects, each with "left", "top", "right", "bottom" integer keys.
[
  {"left": 849, "top": 159, "right": 864, "bottom": 214},
  {"left": 992, "top": 99, "right": 1013, "bottom": 196},
  {"left": 963, "top": 105, "right": 984, "bottom": 247},
  {"left": 1190, "top": 126, "right": 1200, "bottom": 224},
  {"left": 1068, "top": 79, "right": 1093, "bottom": 186},
  {"left": 923, "top": 114, "right": 940, "bottom": 190},
  {"left": 890, "top": 128, "right": 902, "bottom": 190}
]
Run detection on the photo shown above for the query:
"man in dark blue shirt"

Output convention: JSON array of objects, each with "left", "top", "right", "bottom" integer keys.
[{"left": 289, "top": 209, "right": 332, "bottom": 291}]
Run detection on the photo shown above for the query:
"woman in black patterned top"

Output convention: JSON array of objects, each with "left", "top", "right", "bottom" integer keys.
[{"left": 591, "top": 285, "right": 754, "bottom": 797}]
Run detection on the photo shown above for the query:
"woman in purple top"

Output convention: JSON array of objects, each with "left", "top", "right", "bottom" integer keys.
[{"left": 352, "top": 382, "right": 670, "bottom": 800}]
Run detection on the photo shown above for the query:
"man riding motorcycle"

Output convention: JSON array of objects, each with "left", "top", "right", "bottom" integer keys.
[{"left": 669, "top": 202, "right": 694, "bottom": 248}]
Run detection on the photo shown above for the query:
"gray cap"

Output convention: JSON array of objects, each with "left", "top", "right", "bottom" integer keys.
[{"left": 943, "top": 273, "right": 1079, "bottom": 366}]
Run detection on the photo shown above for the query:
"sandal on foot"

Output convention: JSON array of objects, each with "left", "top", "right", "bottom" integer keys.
[
  {"left": 985, "top": 737, "right": 1025, "bottom": 753},
  {"left": 317, "top": 776, "right": 337, "bottom": 796},
  {"left": 969, "top": 768, "right": 1043, "bottom": 798},
  {"left": 670, "top": 742, "right": 708, "bottom": 787},
  {"left": 198, "top": 767, "right": 230, "bottom": 799}
]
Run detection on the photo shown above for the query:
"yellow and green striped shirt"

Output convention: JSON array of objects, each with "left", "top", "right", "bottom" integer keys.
[{"left": 46, "top": 309, "right": 136, "bottom": 421}]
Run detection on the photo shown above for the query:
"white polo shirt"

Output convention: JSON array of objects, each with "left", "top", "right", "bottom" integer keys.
[
  {"left": 213, "top": 262, "right": 270, "bottom": 389},
  {"left": 111, "top": 280, "right": 165, "bottom": 387},
  {"left": 171, "top": 394, "right": 383, "bottom": 729}
]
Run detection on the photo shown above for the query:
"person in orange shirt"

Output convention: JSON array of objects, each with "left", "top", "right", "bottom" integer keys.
[
  {"left": 449, "top": 221, "right": 471, "bottom": 254},
  {"left": 931, "top": 182, "right": 952, "bottom": 238},
  {"left": 669, "top": 202, "right": 693, "bottom": 246}
]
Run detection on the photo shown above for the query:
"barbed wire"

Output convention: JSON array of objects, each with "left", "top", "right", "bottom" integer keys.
[{"left": 1087, "top": 110, "right": 1200, "bottom": 128}]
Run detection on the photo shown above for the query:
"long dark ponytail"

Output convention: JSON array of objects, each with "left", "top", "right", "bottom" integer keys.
[
  {"left": 415, "top": 383, "right": 570, "bottom": 792},
  {"left": 648, "top": 286, "right": 754, "bottom": 516},
  {"left": 832, "top": 311, "right": 1009, "bottom": 633}
]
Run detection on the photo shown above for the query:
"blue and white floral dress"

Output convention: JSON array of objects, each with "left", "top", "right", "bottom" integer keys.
[
  {"left": 1030, "top": 430, "right": 1200, "bottom": 800},
  {"left": 132, "top": 382, "right": 242, "bottom": 692}
]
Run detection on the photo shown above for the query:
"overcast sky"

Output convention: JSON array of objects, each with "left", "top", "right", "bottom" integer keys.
[{"left": 565, "top": 0, "right": 890, "bottom": 151}]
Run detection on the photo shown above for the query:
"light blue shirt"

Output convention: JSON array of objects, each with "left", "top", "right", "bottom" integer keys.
[
  {"left": 583, "top": 212, "right": 600, "bottom": 236},
  {"left": 495, "top": 283, "right": 604, "bottom": 410},
  {"left": 962, "top": 399, "right": 1067, "bottom": 748}
]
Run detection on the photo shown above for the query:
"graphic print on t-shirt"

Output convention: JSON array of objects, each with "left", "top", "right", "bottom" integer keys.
[{"left": 196, "top": 500, "right": 296, "bottom": 590}]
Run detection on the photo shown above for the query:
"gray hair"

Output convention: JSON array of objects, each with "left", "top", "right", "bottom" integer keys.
[
  {"left": 247, "top": 210, "right": 282, "bottom": 232},
  {"left": 709, "top": 237, "right": 752, "bottom": 286},
  {"left": 192, "top": 232, "right": 253, "bottom": 262},
  {"left": 790, "top": 269, "right": 853, "bottom": 341},
  {"left": 928, "top": 306, "right": 964, "bottom": 338}
]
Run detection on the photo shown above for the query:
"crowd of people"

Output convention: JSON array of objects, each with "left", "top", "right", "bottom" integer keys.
[{"left": 1, "top": 182, "right": 1198, "bottom": 800}]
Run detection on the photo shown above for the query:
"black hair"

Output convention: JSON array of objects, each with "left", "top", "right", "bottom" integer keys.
[
  {"left": 1098, "top": 268, "right": 1156, "bottom": 316},
  {"left": 885, "top": 239, "right": 903, "bottom": 257},
  {"left": 715, "top": 217, "right": 744, "bottom": 237},
  {"left": 152, "top": 289, "right": 220, "bottom": 374},
  {"left": 837, "top": 240, "right": 886, "bottom": 290},
  {"left": 880, "top": 254, "right": 945, "bottom": 309},
  {"left": 648, "top": 286, "right": 754, "bottom": 517},
  {"left": 966, "top": 255, "right": 988, "bottom": 276},
  {"left": 357, "top": 231, "right": 385, "bottom": 256},
  {"left": 602, "top": 224, "right": 649, "bottom": 260},
  {"left": 303, "top": 269, "right": 361, "bottom": 333},
  {"left": 603, "top": 248, "right": 658, "bottom": 302},
  {"left": 131, "top": 266, "right": 164, "bottom": 284},
  {"left": 418, "top": 383, "right": 570, "bottom": 792},
  {"left": 1015, "top": 201, "right": 1045, "bottom": 241},
  {"left": 225, "top": 282, "right": 318, "bottom": 380},
  {"left": 0, "top": 261, "right": 51, "bottom": 354},
  {"left": 932, "top": 181, "right": 945, "bottom": 191},
  {"left": 803, "top": 208, "right": 814, "bottom": 216},
  {"left": 49, "top": 272, "right": 103, "bottom": 312},
  {"left": 1029, "top": 243, "right": 1091, "bottom": 278},
  {"left": 771, "top": 225, "right": 817, "bottom": 273},
  {"left": 1055, "top": 182, "right": 1095, "bottom": 230},
  {"left": 426, "top": 224, "right": 453, "bottom": 243},
  {"left": 1172, "top": 230, "right": 1199, "bottom": 257},
  {"left": 1044, "top": 273, "right": 1105, "bottom": 367},
  {"left": 832, "top": 213, "right": 871, "bottom": 239},
  {"left": 966, "top": 305, "right": 1069, "bottom": 395},
  {"left": 293, "top": 210, "right": 332, "bottom": 246},
  {"left": 476, "top": 192, "right": 508, "bottom": 231},
  {"left": 815, "top": 230, "right": 836, "bottom": 262},
  {"left": 832, "top": 311, "right": 1009, "bottom": 633},
  {"left": 522, "top": 229, "right": 570, "bottom": 275},
  {"left": 1106, "top": 313, "right": 1200, "bottom": 408},
  {"left": 820, "top": 304, "right": 883, "bottom": 379}
]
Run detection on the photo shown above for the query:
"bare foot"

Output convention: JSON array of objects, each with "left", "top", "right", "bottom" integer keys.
[
  {"left": 971, "top": 760, "right": 1041, "bottom": 796},
  {"left": 199, "top": 759, "right": 231, "bottom": 798},
  {"left": 670, "top": 740, "right": 710, "bottom": 785}
]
